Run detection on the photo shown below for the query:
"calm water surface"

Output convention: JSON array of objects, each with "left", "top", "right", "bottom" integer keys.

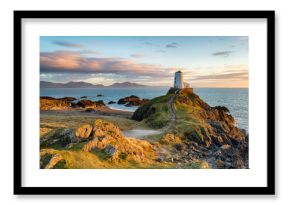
[{"left": 41, "top": 87, "right": 248, "bottom": 131}]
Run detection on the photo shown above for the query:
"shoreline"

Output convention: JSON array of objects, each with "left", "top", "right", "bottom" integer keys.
[
  {"left": 40, "top": 105, "right": 134, "bottom": 119},
  {"left": 106, "top": 105, "right": 135, "bottom": 113}
]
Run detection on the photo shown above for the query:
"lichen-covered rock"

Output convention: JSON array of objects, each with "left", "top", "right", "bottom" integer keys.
[
  {"left": 75, "top": 124, "right": 92, "bottom": 140},
  {"left": 40, "top": 127, "right": 53, "bottom": 137},
  {"left": 93, "top": 119, "right": 123, "bottom": 136},
  {"left": 40, "top": 128, "right": 76, "bottom": 147},
  {"left": 59, "top": 128, "right": 76, "bottom": 146},
  {"left": 40, "top": 151, "right": 66, "bottom": 169},
  {"left": 40, "top": 98, "right": 71, "bottom": 110},
  {"left": 82, "top": 119, "right": 156, "bottom": 163}
]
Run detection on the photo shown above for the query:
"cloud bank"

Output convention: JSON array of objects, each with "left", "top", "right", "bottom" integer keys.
[{"left": 40, "top": 51, "right": 171, "bottom": 78}]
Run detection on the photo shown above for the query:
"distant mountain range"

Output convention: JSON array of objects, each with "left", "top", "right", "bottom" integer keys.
[
  {"left": 40, "top": 81, "right": 148, "bottom": 88},
  {"left": 109, "top": 82, "right": 147, "bottom": 88}
]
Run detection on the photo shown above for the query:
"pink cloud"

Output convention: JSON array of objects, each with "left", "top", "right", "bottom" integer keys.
[{"left": 40, "top": 51, "right": 171, "bottom": 78}]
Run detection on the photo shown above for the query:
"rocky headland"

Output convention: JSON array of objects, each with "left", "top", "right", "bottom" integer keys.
[{"left": 132, "top": 88, "right": 248, "bottom": 168}]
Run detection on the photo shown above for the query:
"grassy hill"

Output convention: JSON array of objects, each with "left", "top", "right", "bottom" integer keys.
[{"left": 132, "top": 88, "right": 248, "bottom": 168}]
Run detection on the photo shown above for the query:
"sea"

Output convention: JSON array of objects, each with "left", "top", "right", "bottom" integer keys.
[{"left": 41, "top": 87, "right": 248, "bottom": 132}]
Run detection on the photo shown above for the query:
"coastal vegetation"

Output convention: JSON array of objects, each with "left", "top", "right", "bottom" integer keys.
[{"left": 40, "top": 88, "right": 248, "bottom": 169}]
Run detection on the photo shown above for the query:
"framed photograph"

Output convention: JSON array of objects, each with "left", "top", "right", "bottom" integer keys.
[{"left": 14, "top": 10, "right": 275, "bottom": 195}]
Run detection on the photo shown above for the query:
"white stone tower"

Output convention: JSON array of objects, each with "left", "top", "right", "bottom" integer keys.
[{"left": 174, "top": 70, "right": 184, "bottom": 89}]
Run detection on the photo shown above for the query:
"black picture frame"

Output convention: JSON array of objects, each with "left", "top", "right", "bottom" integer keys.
[{"left": 14, "top": 10, "right": 275, "bottom": 195}]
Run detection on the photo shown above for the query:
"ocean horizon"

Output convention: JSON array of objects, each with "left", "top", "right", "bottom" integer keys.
[{"left": 40, "top": 87, "right": 248, "bottom": 132}]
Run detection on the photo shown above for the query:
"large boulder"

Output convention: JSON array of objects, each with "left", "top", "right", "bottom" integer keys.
[
  {"left": 118, "top": 95, "right": 139, "bottom": 104},
  {"left": 82, "top": 119, "right": 155, "bottom": 163},
  {"left": 117, "top": 95, "right": 149, "bottom": 107},
  {"left": 40, "top": 128, "right": 76, "bottom": 147}
]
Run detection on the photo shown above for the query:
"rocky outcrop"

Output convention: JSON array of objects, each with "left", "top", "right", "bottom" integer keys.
[
  {"left": 131, "top": 102, "right": 156, "bottom": 121},
  {"left": 40, "top": 127, "right": 53, "bottom": 137},
  {"left": 40, "top": 98, "right": 106, "bottom": 110},
  {"left": 131, "top": 94, "right": 172, "bottom": 128},
  {"left": 125, "top": 99, "right": 149, "bottom": 107},
  {"left": 212, "top": 106, "right": 230, "bottom": 113},
  {"left": 40, "top": 152, "right": 65, "bottom": 169},
  {"left": 40, "top": 119, "right": 156, "bottom": 168},
  {"left": 118, "top": 95, "right": 149, "bottom": 107},
  {"left": 82, "top": 119, "right": 155, "bottom": 162},
  {"left": 40, "top": 98, "right": 72, "bottom": 110},
  {"left": 76, "top": 100, "right": 105, "bottom": 108},
  {"left": 97, "top": 94, "right": 104, "bottom": 97},
  {"left": 108, "top": 101, "right": 116, "bottom": 104},
  {"left": 40, "top": 96, "right": 56, "bottom": 100},
  {"left": 58, "top": 97, "right": 77, "bottom": 101},
  {"left": 118, "top": 95, "right": 139, "bottom": 104},
  {"left": 40, "top": 96, "right": 77, "bottom": 101},
  {"left": 40, "top": 128, "right": 76, "bottom": 147}
]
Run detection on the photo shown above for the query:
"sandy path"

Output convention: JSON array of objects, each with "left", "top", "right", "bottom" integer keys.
[
  {"left": 123, "top": 129, "right": 162, "bottom": 138},
  {"left": 162, "top": 94, "right": 177, "bottom": 132}
]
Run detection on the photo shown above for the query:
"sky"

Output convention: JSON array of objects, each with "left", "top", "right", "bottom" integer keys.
[{"left": 40, "top": 36, "right": 248, "bottom": 88}]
